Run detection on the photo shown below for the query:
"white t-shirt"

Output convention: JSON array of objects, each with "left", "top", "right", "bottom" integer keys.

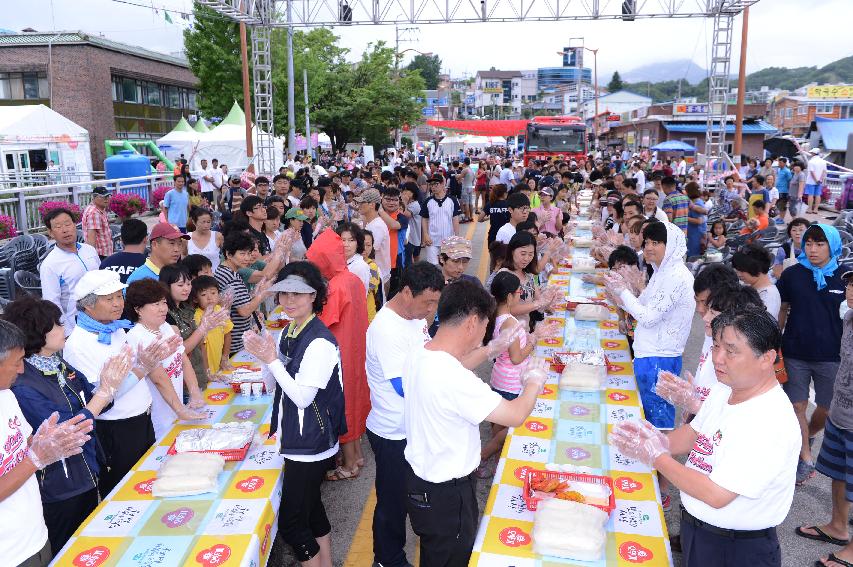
[
  {"left": 125, "top": 323, "right": 186, "bottom": 440},
  {"left": 366, "top": 217, "right": 391, "bottom": 283},
  {"left": 39, "top": 243, "right": 101, "bottom": 336},
  {"left": 692, "top": 335, "right": 719, "bottom": 402},
  {"left": 196, "top": 167, "right": 214, "bottom": 194},
  {"left": 495, "top": 223, "right": 517, "bottom": 244},
  {"left": 767, "top": 187, "right": 779, "bottom": 204},
  {"left": 64, "top": 326, "right": 152, "bottom": 420},
  {"left": 489, "top": 165, "right": 502, "bottom": 186},
  {"left": 346, "top": 254, "right": 371, "bottom": 295},
  {"left": 0, "top": 391, "right": 48, "bottom": 565},
  {"left": 807, "top": 156, "right": 827, "bottom": 185},
  {"left": 366, "top": 307, "right": 431, "bottom": 440},
  {"left": 757, "top": 285, "right": 781, "bottom": 322},
  {"left": 403, "top": 347, "right": 502, "bottom": 482},
  {"left": 681, "top": 382, "right": 800, "bottom": 530},
  {"left": 211, "top": 167, "right": 225, "bottom": 191}
]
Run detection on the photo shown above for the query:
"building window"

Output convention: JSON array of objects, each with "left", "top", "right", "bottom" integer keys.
[
  {"left": 785, "top": 108, "right": 793, "bottom": 119},
  {"left": 798, "top": 105, "right": 807, "bottom": 115},
  {"left": 0, "top": 72, "right": 48, "bottom": 99},
  {"left": 121, "top": 77, "right": 139, "bottom": 103},
  {"left": 0, "top": 74, "right": 10, "bottom": 99},
  {"left": 815, "top": 103, "right": 834, "bottom": 114}
]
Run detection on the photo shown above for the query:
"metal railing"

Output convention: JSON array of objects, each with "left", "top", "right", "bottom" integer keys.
[
  {"left": 0, "top": 173, "right": 175, "bottom": 234},
  {"left": 0, "top": 171, "right": 107, "bottom": 190}
]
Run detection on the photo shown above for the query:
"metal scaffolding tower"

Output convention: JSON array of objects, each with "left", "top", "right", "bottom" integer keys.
[
  {"left": 251, "top": 23, "right": 276, "bottom": 174},
  {"left": 705, "top": 2, "right": 738, "bottom": 173}
]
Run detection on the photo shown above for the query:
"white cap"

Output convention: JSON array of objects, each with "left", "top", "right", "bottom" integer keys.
[
  {"left": 73, "top": 270, "right": 127, "bottom": 301},
  {"left": 809, "top": 147, "right": 821, "bottom": 155}
]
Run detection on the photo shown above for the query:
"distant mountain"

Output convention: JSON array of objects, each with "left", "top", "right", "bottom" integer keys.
[{"left": 621, "top": 59, "right": 708, "bottom": 85}]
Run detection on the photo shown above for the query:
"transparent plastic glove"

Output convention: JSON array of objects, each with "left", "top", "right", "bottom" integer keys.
[
  {"left": 521, "top": 356, "right": 550, "bottom": 389},
  {"left": 591, "top": 225, "right": 606, "bottom": 239},
  {"left": 486, "top": 321, "right": 527, "bottom": 359},
  {"left": 243, "top": 329, "right": 279, "bottom": 364},
  {"left": 532, "top": 320, "right": 562, "bottom": 341},
  {"left": 28, "top": 413, "right": 93, "bottom": 470},
  {"left": 198, "top": 305, "right": 230, "bottom": 334},
  {"left": 616, "top": 264, "right": 646, "bottom": 294},
  {"left": 176, "top": 405, "right": 207, "bottom": 421},
  {"left": 581, "top": 273, "right": 599, "bottom": 284},
  {"left": 656, "top": 370, "right": 702, "bottom": 414},
  {"left": 603, "top": 272, "right": 628, "bottom": 298},
  {"left": 219, "top": 288, "right": 235, "bottom": 312},
  {"left": 93, "top": 345, "right": 134, "bottom": 401},
  {"left": 252, "top": 277, "right": 273, "bottom": 300},
  {"left": 135, "top": 335, "right": 182, "bottom": 375},
  {"left": 187, "top": 391, "right": 206, "bottom": 410},
  {"left": 609, "top": 419, "right": 670, "bottom": 466}
]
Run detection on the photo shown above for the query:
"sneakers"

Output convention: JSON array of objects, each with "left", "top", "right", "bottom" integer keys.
[
  {"left": 661, "top": 493, "right": 672, "bottom": 513},
  {"left": 796, "top": 459, "right": 816, "bottom": 485}
]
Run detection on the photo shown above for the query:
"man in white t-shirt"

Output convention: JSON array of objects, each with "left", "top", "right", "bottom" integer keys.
[
  {"left": 494, "top": 192, "right": 531, "bottom": 245},
  {"left": 196, "top": 158, "right": 214, "bottom": 203},
  {"left": 611, "top": 306, "right": 799, "bottom": 567},
  {"left": 357, "top": 189, "right": 391, "bottom": 289},
  {"left": 366, "top": 263, "right": 444, "bottom": 567},
  {"left": 0, "top": 320, "right": 94, "bottom": 566},
  {"left": 805, "top": 147, "right": 828, "bottom": 214},
  {"left": 403, "top": 280, "right": 549, "bottom": 566}
]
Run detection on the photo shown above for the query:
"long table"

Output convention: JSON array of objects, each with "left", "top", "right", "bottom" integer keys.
[
  {"left": 51, "top": 354, "right": 281, "bottom": 567},
  {"left": 470, "top": 230, "right": 675, "bottom": 566}
]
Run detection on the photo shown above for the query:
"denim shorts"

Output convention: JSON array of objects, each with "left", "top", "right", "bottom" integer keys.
[
  {"left": 804, "top": 183, "right": 822, "bottom": 197},
  {"left": 782, "top": 357, "right": 839, "bottom": 407}
]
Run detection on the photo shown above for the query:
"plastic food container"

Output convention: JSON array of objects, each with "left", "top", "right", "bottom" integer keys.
[{"left": 523, "top": 469, "right": 615, "bottom": 513}]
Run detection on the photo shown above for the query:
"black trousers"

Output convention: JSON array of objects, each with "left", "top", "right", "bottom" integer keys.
[
  {"left": 367, "top": 430, "right": 409, "bottom": 567},
  {"left": 405, "top": 466, "right": 478, "bottom": 567},
  {"left": 96, "top": 412, "right": 155, "bottom": 498},
  {"left": 681, "top": 511, "right": 781, "bottom": 567},
  {"left": 279, "top": 456, "right": 335, "bottom": 562},
  {"left": 43, "top": 488, "right": 99, "bottom": 556}
]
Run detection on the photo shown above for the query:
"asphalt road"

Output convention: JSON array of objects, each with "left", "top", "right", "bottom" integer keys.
[{"left": 256, "top": 217, "right": 838, "bottom": 567}]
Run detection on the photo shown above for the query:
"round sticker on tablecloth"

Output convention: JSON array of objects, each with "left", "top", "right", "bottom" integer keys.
[
  {"left": 542, "top": 386, "right": 555, "bottom": 395},
  {"left": 498, "top": 526, "right": 531, "bottom": 548},
  {"left": 619, "top": 541, "right": 654, "bottom": 563},
  {"left": 603, "top": 340, "right": 622, "bottom": 349},
  {"left": 196, "top": 544, "right": 232, "bottom": 566},
  {"left": 234, "top": 409, "right": 256, "bottom": 420},
  {"left": 601, "top": 320, "right": 618, "bottom": 328},
  {"left": 614, "top": 476, "right": 643, "bottom": 494},
  {"left": 513, "top": 466, "right": 532, "bottom": 482},
  {"left": 134, "top": 478, "right": 155, "bottom": 495},
  {"left": 207, "top": 392, "right": 228, "bottom": 402},
  {"left": 609, "top": 392, "right": 629, "bottom": 402},
  {"left": 543, "top": 337, "right": 562, "bottom": 346},
  {"left": 608, "top": 362, "right": 626, "bottom": 373},
  {"left": 236, "top": 475, "right": 265, "bottom": 493},
  {"left": 161, "top": 507, "right": 195, "bottom": 528},
  {"left": 525, "top": 420, "right": 548, "bottom": 433},
  {"left": 566, "top": 447, "right": 591, "bottom": 461},
  {"left": 569, "top": 405, "right": 591, "bottom": 417},
  {"left": 73, "top": 546, "right": 111, "bottom": 567}
]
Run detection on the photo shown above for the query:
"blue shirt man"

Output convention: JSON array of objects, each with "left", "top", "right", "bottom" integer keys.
[
  {"left": 164, "top": 176, "right": 189, "bottom": 230},
  {"left": 776, "top": 160, "right": 793, "bottom": 195}
]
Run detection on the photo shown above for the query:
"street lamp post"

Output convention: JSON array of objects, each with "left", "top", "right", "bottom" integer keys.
[
  {"left": 394, "top": 46, "right": 432, "bottom": 149},
  {"left": 558, "top": 43, "right": 599, "bottom": 150}
]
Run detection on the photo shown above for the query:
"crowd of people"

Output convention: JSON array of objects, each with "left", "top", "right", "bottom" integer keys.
[{"left": 0, "top": 144, "right": 846, "bottom": 567}]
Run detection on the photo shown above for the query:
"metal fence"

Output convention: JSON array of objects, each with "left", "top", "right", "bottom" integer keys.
[
  {"left": 0, "top": 173, "right": 175, "bottom": 234},
  {"left": 0, "top": 171, "right": 107, "bottom": 190}
]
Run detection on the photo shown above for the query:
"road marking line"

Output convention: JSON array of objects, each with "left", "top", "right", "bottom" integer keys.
[
  {"left": 464, "top": 218, "right": 478, "bottom": 241},
  {"left": 342, "top": 487, "right": 420, "bottom": 567},
  {"left": 477, "top": 222, "right": 490, "bottom": 283}
]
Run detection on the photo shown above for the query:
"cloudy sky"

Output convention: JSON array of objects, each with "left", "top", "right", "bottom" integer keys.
[{"left": 6, "top": 0, "right": 851, "bottom": 82}]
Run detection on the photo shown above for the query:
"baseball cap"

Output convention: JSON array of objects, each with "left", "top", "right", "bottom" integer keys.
[
  {"left": 229, "top": 173, "right": 242, "bottom": 183},
  {"left": 354, "top": 188, "right": 382, "bottom": 204},
  {"left": 328, "top": 166, "right": 338, "bottom": 173},
  {"left": 809, "top": 147, "right": 821, "bottom": 155},
  {"left": 539, "top": 187, "right": 554, "bottom": 197},
  {"left": 73, "top": 270, "right": 127, "bottom": 301},
  {"left": 92, "top": 186, "right": 112, "bottom": 197},
  {"left": 150, "top": 223, "right": 190, "bottom": 241},
  {"left": 268, "top": 275, "right": 317, "bottom": 295},
  {"left": 842, "top": 270, "right": 853, "bottom": 281},
  {"left": 284, "top": 208, "right": 310, "bottom": 221},
  {"left": 428, "top": 174, "right": 445, "bottom": 184},
  {"left": 440, "top": 236, "right": 473, "bottom": 259},
  {"left": 590, "top": 179, "right": 605, "bottom": 186}
]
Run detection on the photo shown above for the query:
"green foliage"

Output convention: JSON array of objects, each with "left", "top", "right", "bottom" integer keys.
[
  {"left": 183, "top": 5, "right": 245, "bottom": 119},
  {"left": 607, "top": 71, "right": 624, "bottom": 93},
  {"left": 406, "top": 54, "right": 442, "bottom": 90}
]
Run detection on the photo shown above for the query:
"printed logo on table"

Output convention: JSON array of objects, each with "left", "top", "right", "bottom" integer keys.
[
  {"left": 618, "top": 505, "right": 651, "bottom": 528},
  {"left": 525, "top": 420, "right": 548, "bottom": 433},
  {"left": 608, "top": 362, "right": 626, "bottom": 373},
  {"left": 603, "top": 340, "right": 622, "bottom": 349},
  {"left": 73, "top": 546, "right": 111, "bottom": 567},
  {"left": 133, "top": 478, "right": 156, "bottom": 494},
  {"left": 619, "top": 541, "right": 654, "bottom": 563},
  {"left": 236, "top": 475, "right": 265, "bottom": 493},
  {"left": 513, "top": 465, "right": 532, "bottom": 482},
  {"left": 614, "top": 476, "right": 643, "bottom": 493},
  {"left": 161, "top": 507, "right": 195, "bottom": 528},
  {"left": 542, "top": 386, "right": 555, "bottom": 395},
  {"left": 608, "top": 392, "right": 629, "bottom": 402},
  {"left": 196, "top": 544, "right": 232, "bottom": 566},
  {"left": 566, "top": 447, "right": 591, "bottom": 461},
  {"left": 234, "top": 409, "right": 256, "bottom": 420},
  {"left": 207, "top": 392, "right": 229, "bottom": 402},
  {"left": 498, "top": 526, "right": 531, "bottom": 547},
  {"left": 569, "top": 405, "right": 590, "bottom": 417}
]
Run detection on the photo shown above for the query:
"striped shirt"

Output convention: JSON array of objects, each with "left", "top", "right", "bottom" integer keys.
[
  {"left": 214, "top": 264, "right": 254, "bottom": 354},
  {"left": 81, "top": 204, "right": 113, "bottom": 257},
  {"left": 490, "top": 314, "right": 528, "bottom": 394},
  {"left": 662, "top": 190, "right": 690, "bottom": 234},
  {"left": 420, "top": 195, "right": 461, "bottom": 243}
]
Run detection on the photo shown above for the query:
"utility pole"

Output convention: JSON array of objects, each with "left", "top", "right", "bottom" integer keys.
[
  {"left": 733, "top": 6, "right": 749, "bottom": 157},
  {"left": 304, "top": 68, "right": 311, "bottom": 158},
  {"left": 239, "top": 18, "right": 254, "bottom": 166},
  {"left": 286, "top": 0, "right": 296, "bottom": 158}
]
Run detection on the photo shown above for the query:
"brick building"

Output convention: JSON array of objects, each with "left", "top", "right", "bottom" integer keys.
[
  {"left": 768, "top": 93, "right": 853, "bottom": 137},
  {"left": 0, "top": 31, "right": 198, "bottom": 168}
]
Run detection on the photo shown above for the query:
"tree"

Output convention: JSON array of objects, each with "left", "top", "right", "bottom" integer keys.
[
  {"left": 183, "top": 5, "right": 245, "bottom": 120},
  {"left": 406, "top": 53, "right": 442, "bottom": 90},
  {"left": 608, "top": 71, "right": 624, "bottom": 93}
]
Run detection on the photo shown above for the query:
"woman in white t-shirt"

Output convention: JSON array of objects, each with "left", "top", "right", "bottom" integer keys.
[
  {"left": 124, "top": 279, "right": 207, "bottom": 440},
  {"left": 732, "top": 244, "right": 782, "bottom": 321},
  {"left": 337, "top": 222, "right": 371, "bottom": 295}
]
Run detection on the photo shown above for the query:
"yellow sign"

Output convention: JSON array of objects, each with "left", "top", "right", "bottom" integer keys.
[
  {"left": 807, "top": 85, "right": 852, "bottom": 99},
  {"left": 482, "top": 87, "right": 503, "bottom": 94}
]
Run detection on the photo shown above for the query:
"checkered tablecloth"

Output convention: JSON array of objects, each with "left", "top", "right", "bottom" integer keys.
[
  {"left": 470, "top": 232, "right": 674, "bottom": 566},
  {"left": 51, "top": 356, "right": 282, "bottom": 567}
]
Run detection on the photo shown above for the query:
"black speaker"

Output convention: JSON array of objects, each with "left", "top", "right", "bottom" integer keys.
[
  {"left": 621, "top": 0, "right": 636, "bottom": 21},
  {"left": 339, "top": 1, "right": 353, "bottom": 23}
]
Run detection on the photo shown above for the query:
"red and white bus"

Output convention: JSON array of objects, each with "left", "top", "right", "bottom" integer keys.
[{"left": 523, "top": 115, "right": 587, "bottom": 165}]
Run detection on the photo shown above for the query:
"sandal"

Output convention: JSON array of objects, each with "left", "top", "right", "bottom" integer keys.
[
  {"left": 797, "top": 526, "right": 850, "bottom": 546},
  {"left": 816, "top": 553, "right": 853, "bottom": 567},
  {"left": 326, "top": 465, "right": 360, "bottom": 481}
]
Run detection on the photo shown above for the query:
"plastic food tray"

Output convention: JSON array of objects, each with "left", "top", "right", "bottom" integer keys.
[
  {"left": 522, "top": 468, "right": 615, "bottom": 513},
  {"left": 166, "top": 440, "right": 252, "bottom": 461},
  {"left": 549, "top": 351, "right": 612, "bottom": 374}
]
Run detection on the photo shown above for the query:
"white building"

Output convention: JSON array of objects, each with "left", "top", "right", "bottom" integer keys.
[
  {"left": 581, "top": 90, "right": 652, "bottom": 121},
  {"left": 474, "top": 70, "right": 539, "bottom": 118}
]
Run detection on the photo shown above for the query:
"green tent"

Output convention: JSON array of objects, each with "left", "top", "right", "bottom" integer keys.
[{"left": 193, "top": 119, "right": 210, "bottom": 133}]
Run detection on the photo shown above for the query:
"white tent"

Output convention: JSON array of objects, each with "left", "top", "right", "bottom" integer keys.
[
  {"left": 0, "top": 104, "right": 92, "bottom": 174},
  {"left": 192, "top": 102, "right": 284, "bottom": 173},
  {"left": 156, "top": 117, "right": 201, "bottom": 162}
]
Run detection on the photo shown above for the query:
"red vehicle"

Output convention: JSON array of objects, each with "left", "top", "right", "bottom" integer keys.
[{"left": 523, "top": 115, "right": 587, "bottom": 165}]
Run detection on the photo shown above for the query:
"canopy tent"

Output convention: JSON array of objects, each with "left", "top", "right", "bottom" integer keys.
[
  {"left": 651, "top": 140, "right": 696, "bottom": 152},
  {"left": 193, "top": 119, "right": 210, "bottom": 133},
  {"left": 192, "top": 102, "right": 284, "bottom": 172},
  {"left": 0, "top": 104, "right": 92, "bottom": 173},
  {"left": 426, "top": 119, "right": 529, "bottom": 137},
  {"left": 816, "top": 116, "right": 853, "bottom": 152},
  {"left": 156, "top": 117, "right": 201, "bottom": 161}
]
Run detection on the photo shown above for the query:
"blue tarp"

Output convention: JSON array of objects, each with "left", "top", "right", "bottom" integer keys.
[
  {"left": 663, "top": 120, "right": 778, "bottom": 134},
  {"left": 816, "top": 116, "right": 853, "bottom": 152}
]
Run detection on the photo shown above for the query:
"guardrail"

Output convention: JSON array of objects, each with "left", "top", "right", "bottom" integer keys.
[
  {"left": 0, "top": 171, "right": 107, "bottom": 190},
  {"left": 0, "top": 173, "right": 175, "bottom": 234}
]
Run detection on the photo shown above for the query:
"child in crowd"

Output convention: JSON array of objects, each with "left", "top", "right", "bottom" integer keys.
[
  {"left": 740, "top": 199, "right": 769, "bottom": 235},
  {"left": 705, "top": 220, "right": 727, "bottom": 250},
  {"left": 182, "top": 254, "right": 214, "bottom": 279},
  {"left": 191, "top": 276, "right": 234, "bottom": 377},
  {"left": 362, "top": 229, "right": 382, "bottom": 321}
]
